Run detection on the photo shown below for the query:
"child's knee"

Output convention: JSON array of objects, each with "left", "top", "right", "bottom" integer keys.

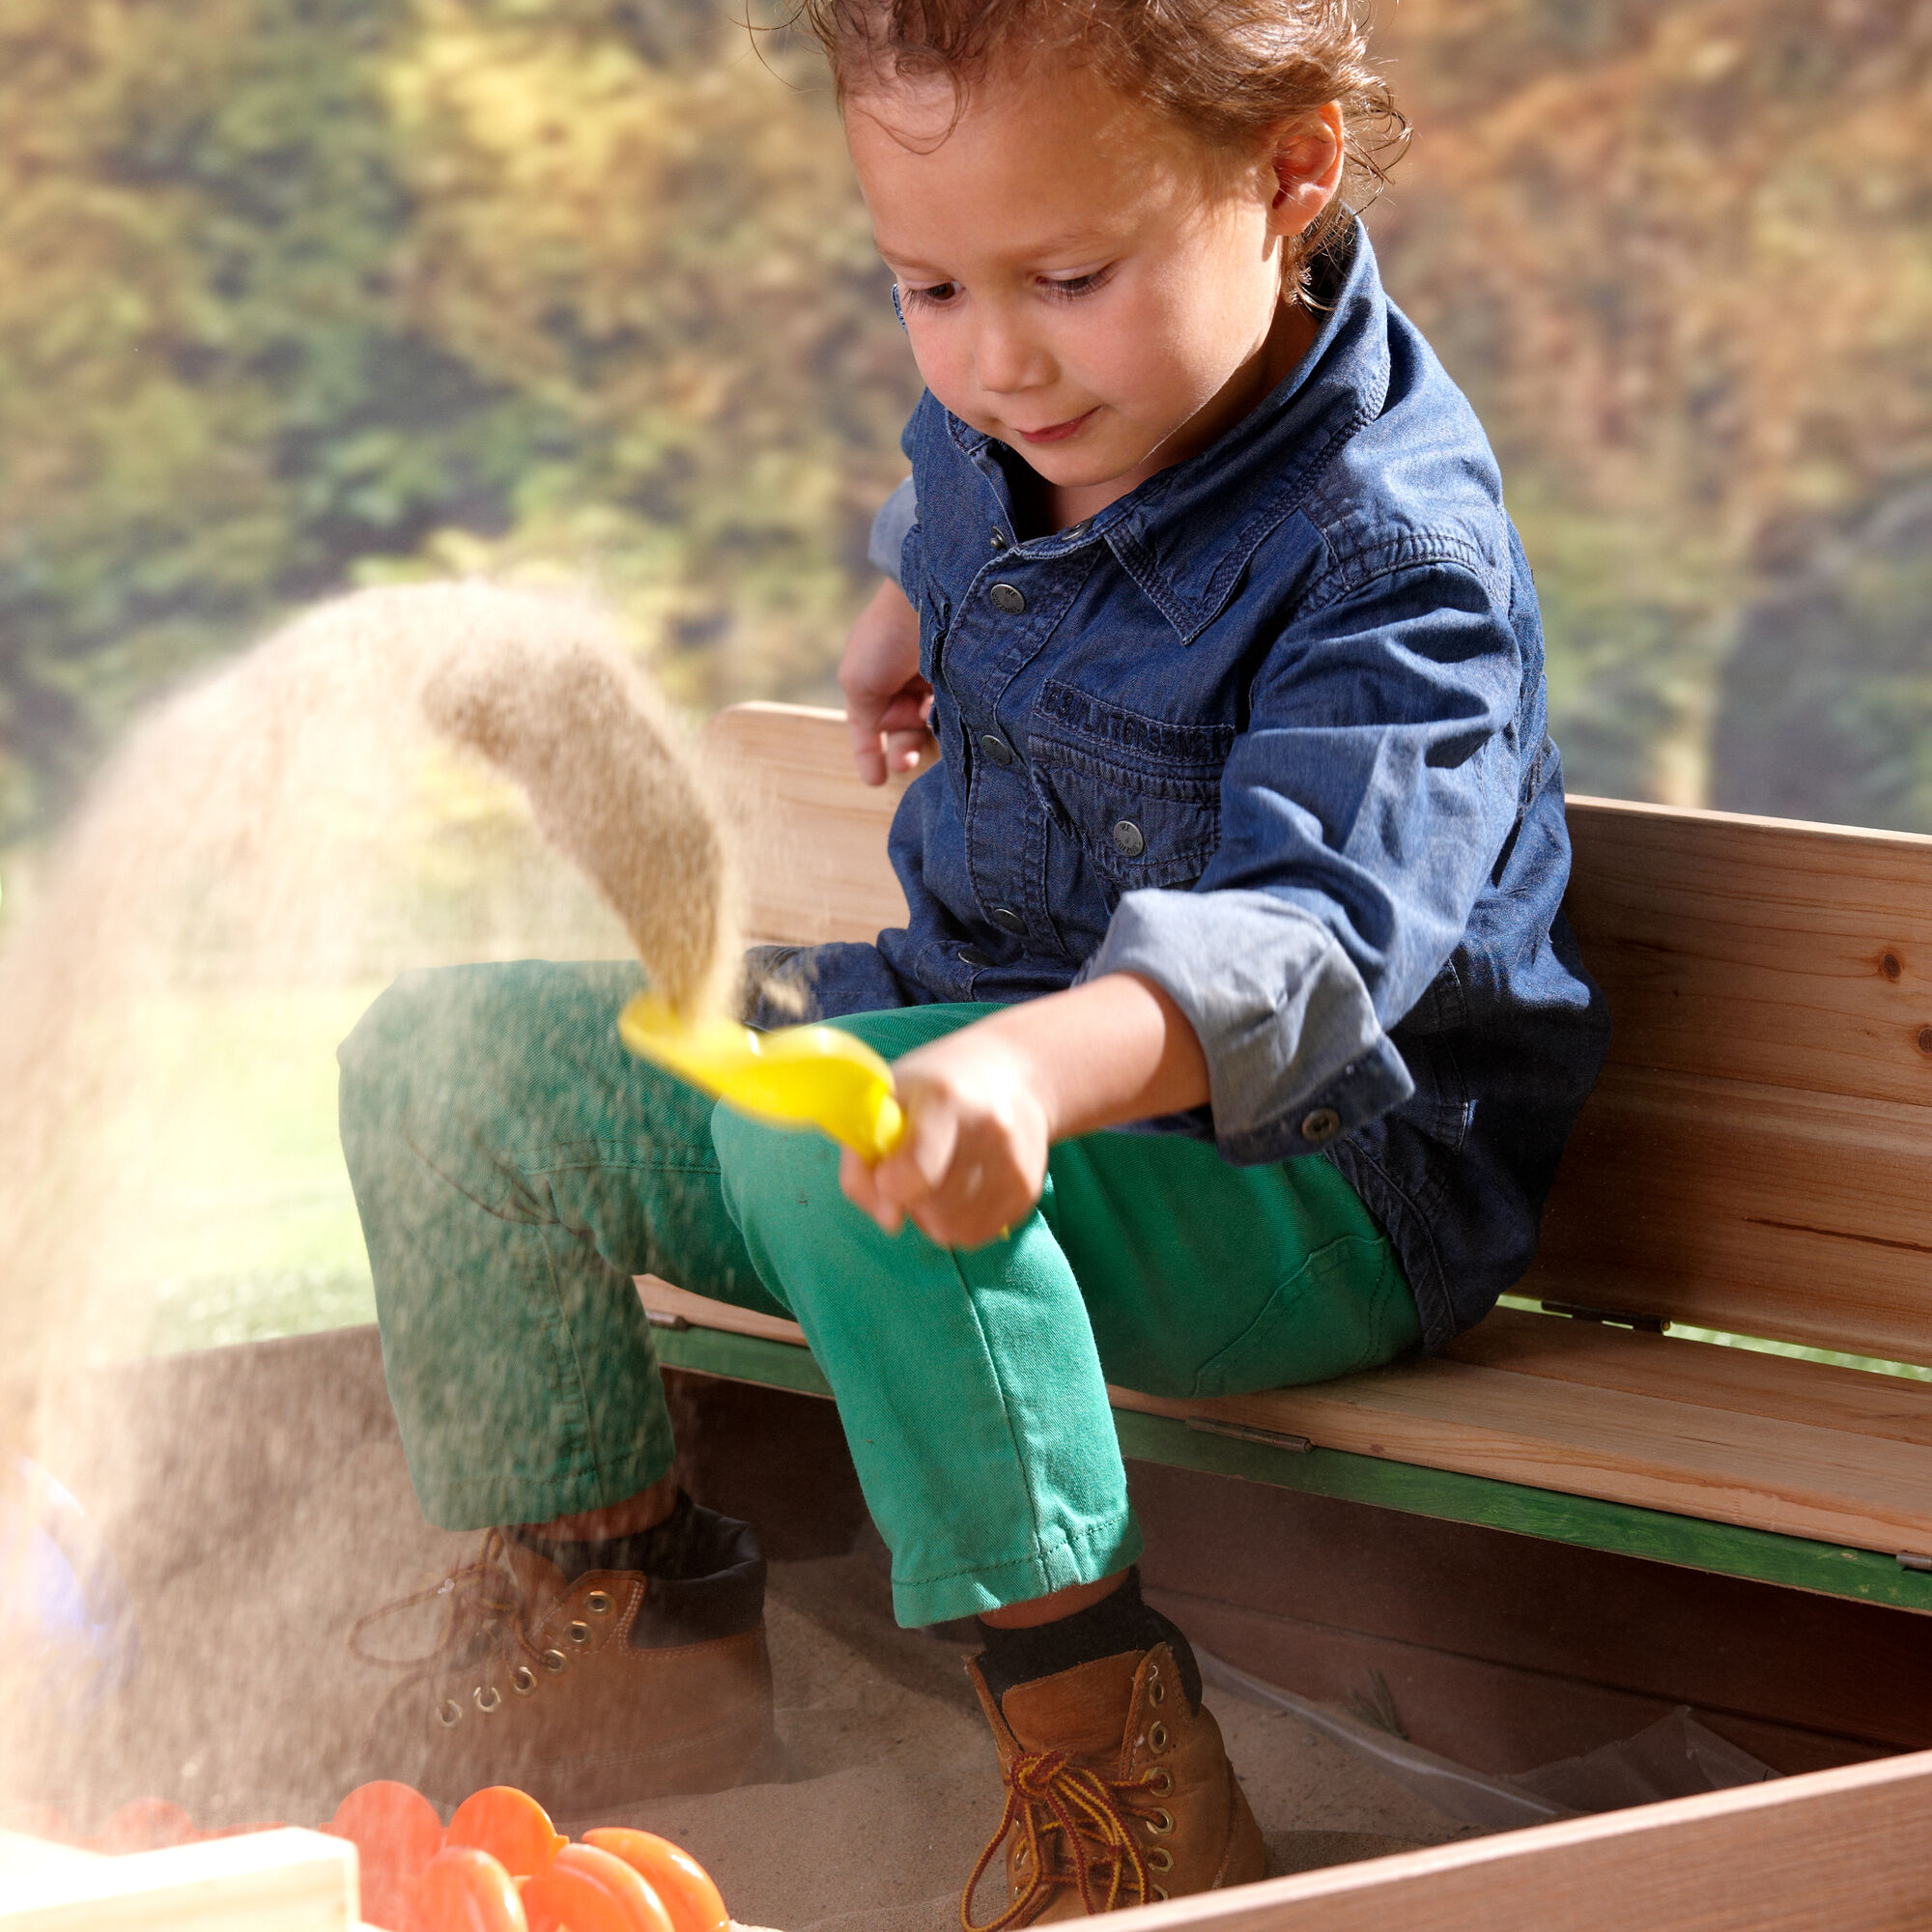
[
  {"left": 710, "top": 1104, "right": 847, "bottom": 1238},
  {"left": 338, "top": 961, "right": 564, "bottom": 1143}
]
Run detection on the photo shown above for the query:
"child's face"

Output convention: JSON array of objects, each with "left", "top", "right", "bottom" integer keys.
[{"left": 847, "top": 62, "right": 1337, "bottom": 511}]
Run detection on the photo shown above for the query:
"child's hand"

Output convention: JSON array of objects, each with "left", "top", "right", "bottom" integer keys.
[
  {"left": 837, "top": 974, "right": 1211, "bottom": 1250},
  {"left": 839, "top": 1029, "right": 1050, "bottom": 1250},
  {"left": 839, "top": 577, "right": 933, "bottom": 785}
]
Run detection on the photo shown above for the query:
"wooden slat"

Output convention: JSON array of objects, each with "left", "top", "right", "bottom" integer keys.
[
  {"left": 1526, "top": 1064, "right": 1932, "bottom": 1365},
  {"left": 635, "top": 1281, "right": 1932, "bottom": 1558},
  {"left": 1443, "top": 1307, "right": 1932, "bottom": 1449},
  {"left": 1111, "top": 1747, "right": 1932, "bottom": 1932},
  {"left": 705, "top": 702, "right": 921, "bottom": 946},
  {"left": 1565, "top": 796, "right": 1932, "bottom": 1109}
]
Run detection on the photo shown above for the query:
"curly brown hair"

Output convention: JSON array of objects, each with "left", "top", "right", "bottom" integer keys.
[{"left": 791, "top": 0, "right": 1408, "bottom": 272}]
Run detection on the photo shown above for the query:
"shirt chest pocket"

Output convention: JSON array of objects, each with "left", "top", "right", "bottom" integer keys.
[{"left": 1028, "top": 719, "right": 1221, "bottom": 889}]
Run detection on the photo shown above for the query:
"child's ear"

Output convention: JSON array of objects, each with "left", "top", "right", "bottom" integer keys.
[{"left": 1266, "top": 102, "right": 1346, "bottom": 236}]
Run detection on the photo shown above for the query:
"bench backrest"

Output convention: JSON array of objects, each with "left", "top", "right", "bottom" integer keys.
[{"left": 706, "top": 702, "right": 1932, "bottom": 1367}]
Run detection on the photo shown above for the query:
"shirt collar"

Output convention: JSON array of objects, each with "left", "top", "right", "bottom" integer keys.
[{"left": 944, "top": 220, "right": 1392, "bottom": 643}]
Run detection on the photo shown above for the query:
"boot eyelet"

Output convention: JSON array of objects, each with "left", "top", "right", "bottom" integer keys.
[
  {"left": 436, "top": 1698, "right": 463, "bottom": 1727},
  {"left": 1148, "top": 1848, "right": 1175, "bottom": 1874},
  {"left": 1147, "top": 1807, "right": 1175, "bottom": 1836},
  {"left": 1148, "top": 1720, "right": 1170, "bottom": 1752},
  {"left": 542, "top": 1648, "right": 568, "bottom": 1674},
  {"left": 584, "top": 1589, "right": 613, "bottom": 1615},
  {"left": 510, "top": 1665, "right": 537, "bottom": 1695},
  {"left": 1149, "top": 1769, "right": 1174, "bottom": 1797},
  {"left": 1153, "top": 1887, "right": 1169, "bottom": 1903},
  {"left": 1013, "top": 1844, "right": 1028, "bottom": 1867},
  {"left": 1150, "top": 1677, "right": 1166, "bottom": 1705},
  {"left": 474, "top": 1684, "right": 502, "bottom": 1714},
  {"left": 566, "top": 1620, "right": 592, "bottom": 1646}
]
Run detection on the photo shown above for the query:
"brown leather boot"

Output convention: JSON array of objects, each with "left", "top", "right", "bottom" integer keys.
[
  {"left": 962, "top": 1642, "right": 1267, "bottom": 1925},
  {"left": 354, "top": 1518, "right": 780, "bottom": 1818}
]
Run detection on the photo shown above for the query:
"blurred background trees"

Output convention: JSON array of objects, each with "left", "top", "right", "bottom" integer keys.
[{"left": 1, "top": 0, "right": 1928, "bottom": 845}]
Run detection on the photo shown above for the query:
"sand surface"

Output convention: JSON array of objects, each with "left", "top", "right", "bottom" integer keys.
[{"left": 13, "top": 1334, "right": 1468, "bottom": 1928}]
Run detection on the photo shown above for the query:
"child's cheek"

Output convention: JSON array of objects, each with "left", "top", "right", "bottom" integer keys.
[{"left": 903, "top": 320, "right": 974, "bottom": 423}]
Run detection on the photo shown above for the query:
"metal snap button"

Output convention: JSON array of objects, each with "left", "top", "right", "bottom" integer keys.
[
  {"left": 979, "top": 732, "right": 1015, "bottom": 768},
  {"left": 959, "top": 948, "right": 990, "bottom": 969},
  {"left": 1111, "top": 818, "right": 1145, "bottom": 857},
  {"left": 1300, "top": 1107, "right": 1343, "bottom": 1145},
  {"left": 990, "top": 529, "right": 1008, "bottom": 549},
  {"left": 988, "top": 582, "right": 1027, "bottom": 614},
  {"left": 990, "top": 906, "right": 1026, "bottom": 935},
  {"left": 1065, "top": 519, "right": 1093, "bottom": 538}
]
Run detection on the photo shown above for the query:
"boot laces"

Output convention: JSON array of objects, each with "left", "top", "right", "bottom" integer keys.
[
  {"left": 962, "top": 1747, "right": 1166, "bottom": 1929},
  {"left": 350, "top": 1528, "right": 554, "bottom": 1721}
]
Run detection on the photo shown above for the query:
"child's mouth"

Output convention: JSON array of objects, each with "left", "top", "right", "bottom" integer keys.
[{"left": 1012, "top": 408, "right": 1098, "bottom": 445}]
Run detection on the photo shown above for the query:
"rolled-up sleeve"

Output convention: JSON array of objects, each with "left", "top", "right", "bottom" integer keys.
[
  {"left": 1084, "top": 558, "right": 1523, "bottom": 1164},
  {"left": 867, "top": 475, "right": 919, "bottom": 584}
]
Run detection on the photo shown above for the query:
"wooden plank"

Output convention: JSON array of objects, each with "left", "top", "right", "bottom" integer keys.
[
  {"left": 1112, "top": 1747, "right": 1932, "bottom": 1931},
  {"left": 1565, "top": 796, "right": 1932, "bottom": 1109},
  {"left": 1127, "top": 1357, "right": 1932, "bottom": 1557},
  {"left": 637, "top": 1279, "right": 1932, "bottom": 1562},
  {"left": 1443, "top": 1307, "right": 1932, "bottom": 1449},
  {"left": 1525, "top": 1064, "right": 1932, "bottom": 1364},
  {"left": 0, "top": 1829, "right": 363, "bottom": 1932},
  {"left": 705, "top": 702, "right": 923, "bottom": 947}
]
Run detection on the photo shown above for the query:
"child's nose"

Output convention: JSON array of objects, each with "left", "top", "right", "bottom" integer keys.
[{"left": 973, "top": 311, "right": 1051, "bottom": 396}]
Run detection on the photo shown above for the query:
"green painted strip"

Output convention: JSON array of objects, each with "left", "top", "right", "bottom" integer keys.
[
  {"left": 653, "top": 1321, "right": 1932, "bottom": 1617},
  {"left": 651, "top": 1321, "right": 833, "bottom": 1399}
]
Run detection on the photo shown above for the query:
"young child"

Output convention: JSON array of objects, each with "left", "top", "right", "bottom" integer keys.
[{"left": 338, "top": 0, "right": 1608, "bottom": 1918}]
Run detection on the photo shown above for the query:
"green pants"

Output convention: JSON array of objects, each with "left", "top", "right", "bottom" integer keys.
[{"left": 338, "top": 961, "right": 1420, "bottom": 1627}]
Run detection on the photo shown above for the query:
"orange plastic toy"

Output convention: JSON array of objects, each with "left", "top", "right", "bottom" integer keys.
[
  {"left": 444, "top": 1787, "right": 567, "bottom": 1880},
  {"left": 407, "top": 1846, "right": 527, "bottom": 1932},
  {"left": 327, "top": 1781, "right": 446, "bottom": 1929},
  {"left": 551, "top": 1845, "right": 676, "bottom": 1932},
  {"left": 582, "top": 1829, "right": 730, "bottom": 1932}
]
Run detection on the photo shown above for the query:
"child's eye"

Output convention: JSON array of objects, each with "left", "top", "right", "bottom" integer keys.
[
  {"left": 1040, "top": 269, "right": 1113, "bottom": 300},
  {"left": 899, "top": 281, "right": 959, "bottom": 309}
]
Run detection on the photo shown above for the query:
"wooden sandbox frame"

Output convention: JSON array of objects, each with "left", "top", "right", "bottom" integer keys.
[{"left": 7, "top": 1746, "right": 1932, "bottom": 1929}]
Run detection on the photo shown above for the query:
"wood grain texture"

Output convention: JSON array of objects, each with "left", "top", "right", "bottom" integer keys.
[
  {"left": 1443, "top": 1307, "right": 1932, "bottom": 1448},
  {"left": 1566, "top": 795, "right": 1932, "bottom": 1108},
  {"left": 1108, "top": 1748, "right": 1932, "bottom": 1932},
  {"left": 705, "top": 702, "right": 922, "bottom": 946},
  {"left": 0, "top": 1829, "right": 363, "bottom": 1932},
  {"left": 636, "top": 1280, "right": 1932, "bottom": 1556},
  {"left": 1525, "top": 1064, "right": 1932, "bottom": 1362}
]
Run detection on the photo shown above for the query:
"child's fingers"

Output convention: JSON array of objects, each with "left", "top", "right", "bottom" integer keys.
[
  {"left": 884, "top": 726, "right": 934, "bottom": 772},
  {"left": 838, "top": 1147, "right": 903, "bottom": 1235},
  {"left": 845, "top": 713, "right": 889, "bottom": 787}
]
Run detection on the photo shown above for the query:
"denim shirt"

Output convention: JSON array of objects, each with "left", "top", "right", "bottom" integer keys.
[{"left": 772, "top": 223, "right": 1608, "bottom": 1350}]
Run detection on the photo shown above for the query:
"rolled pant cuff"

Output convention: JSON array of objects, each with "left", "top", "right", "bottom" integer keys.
[
  {"left": 889, "top": 1510, "right": 1145, "bottom": 1629},
  {"left": 408, "top": 1445, "right": 677, "bottom": 1535}
]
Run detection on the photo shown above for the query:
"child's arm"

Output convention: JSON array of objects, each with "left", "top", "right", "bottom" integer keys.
[
  {"left": 839, "top": 972, "right": 1208, "bottom": 1249},
  {"left": 839, "top": 576, "right": 932, "bottom": 784}
]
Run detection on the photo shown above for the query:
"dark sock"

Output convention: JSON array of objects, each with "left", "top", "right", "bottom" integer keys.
[
  {"left": 511, "top": 1489, "right": 711, "bottom": 1584},
  {"left": 975, "top": 1568, "right": 1202, "bottom": 1712},
  {"left": 509, "top": 1492, "right": 766, "bottom": 1649}
]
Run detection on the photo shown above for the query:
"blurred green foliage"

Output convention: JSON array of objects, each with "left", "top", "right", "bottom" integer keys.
[{"left": 0, "top": 0, "right": 1927, "bottom": 840}]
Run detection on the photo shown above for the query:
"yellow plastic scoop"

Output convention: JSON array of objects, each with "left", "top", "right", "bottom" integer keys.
[{"left": 619, "top": 995, "right": 906, "bottom": 1163}]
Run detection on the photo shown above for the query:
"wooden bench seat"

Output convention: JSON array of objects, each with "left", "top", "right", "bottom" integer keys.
[{"left": 651, "top": 702, "right": 1932, "bottom": 1612}]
